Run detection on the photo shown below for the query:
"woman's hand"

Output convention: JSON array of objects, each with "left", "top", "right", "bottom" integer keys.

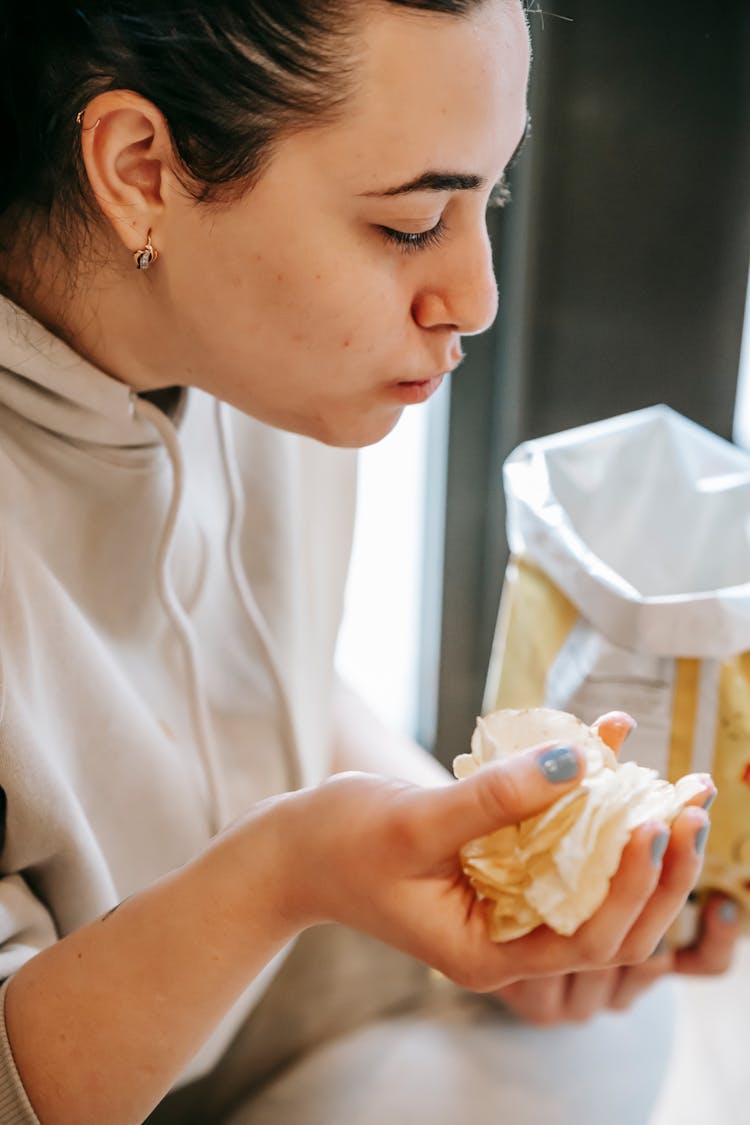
[
  {"left": 490, "top": 712, "right": 734, "bottom": 1024},
  {"left": 280, "top": 723, "right": 714, "bottom": 993},
  {"left": 493, "top": 892, "right": 740, "bottom": 1025}
]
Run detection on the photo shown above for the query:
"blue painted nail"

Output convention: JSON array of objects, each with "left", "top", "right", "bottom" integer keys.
[
  {"left": 695, "top": 824, "right": 710, "bottom": 855},
  {"left": 537, "top": 746, "right": 580, "bottom": 784},
  {"left": 702, "top": 791, "right": 717, "bottom": 811},
  {"left": 719, "top": 900, "right": 739, "bottom": 925},
  {"left": 651, "top": 832, "right": 670, "bottom": 865}
]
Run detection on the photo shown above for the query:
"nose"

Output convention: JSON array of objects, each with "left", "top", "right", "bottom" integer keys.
[{"left": 411, "top": 223, "right": 499, "bottom": 337}]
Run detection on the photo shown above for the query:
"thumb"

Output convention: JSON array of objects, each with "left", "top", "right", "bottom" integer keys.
[{"left": 410, "top": 742, "right": 585, "bottom": 854}]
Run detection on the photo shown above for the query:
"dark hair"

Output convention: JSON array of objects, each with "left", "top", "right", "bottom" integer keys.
[{"left": 0, "top": 1, "right": 489, "bottom": 232}]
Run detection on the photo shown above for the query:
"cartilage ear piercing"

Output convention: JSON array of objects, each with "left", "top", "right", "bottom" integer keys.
[{"left": 76, "top": 110, "right": 101, "bottom": 132}]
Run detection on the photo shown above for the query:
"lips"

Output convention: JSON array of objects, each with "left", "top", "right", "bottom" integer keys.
[
  {"left": 388, "top": 345, "right": 463, "bottom": 405},
  {"left": 396, "top": 356, "right": 461, "bottom": 388},
  {"left": 400, "top": 371, "right": 447, "bottom": 385},
  {"left": 390, "top": 374, "right": 445, "bottom": 404}
]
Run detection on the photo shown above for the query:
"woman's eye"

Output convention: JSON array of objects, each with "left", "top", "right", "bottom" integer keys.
[{"left": 377, "top": 218, "right": 447, "bottom": 254}]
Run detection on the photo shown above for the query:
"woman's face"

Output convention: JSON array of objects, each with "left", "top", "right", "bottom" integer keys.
[{"left": 147, "top": 0, "right": 530, "bottom": 446}]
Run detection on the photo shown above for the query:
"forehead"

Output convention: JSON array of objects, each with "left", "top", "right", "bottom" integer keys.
[{"left": 277, "top": 0, "right": 531, "bottom": 191}]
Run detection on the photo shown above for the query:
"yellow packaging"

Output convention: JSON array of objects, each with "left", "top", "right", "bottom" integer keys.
[{"left": 484, "top": 556, "right": 750, "bottom": 929}]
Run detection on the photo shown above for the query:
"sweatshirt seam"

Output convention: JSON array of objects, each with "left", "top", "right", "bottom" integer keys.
[
  {"left": 0, "top": 979, "right": 41, "bottom": 1124},
  {"left": 0, "top": 401, "right": 166, "bottom": 470}
]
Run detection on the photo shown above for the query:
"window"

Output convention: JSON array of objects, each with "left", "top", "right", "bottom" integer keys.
[
  {"left": 732, "top": 266, "right": 750, "bottom": 448},
  {"left": 336, "top": 385, "right": 449, "bottom": 739}
]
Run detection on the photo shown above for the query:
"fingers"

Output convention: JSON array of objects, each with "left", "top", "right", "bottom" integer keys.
[
  {"left": 564, "top": 967, "right": 623, "bottom": 1022},
  {"left": 613, "top": 805, "right": 710, "bottom": 963},
  {"left": 683, "top": 774, "right": 716, "bottom": 809},
  {"left": 497, "top": 821, "right": 673, "bottom": 980},
  {"left": 495, "top": 975, "right": 568, "bottom": 1026},
  {"left": 498, "top": 965, "right": 650, "bottom": 1026},
  {"left": 606, "top": 949, "right": 673, "bottom": 1011},
  {"left": 674, "top": 895, "right": 742, "bottom": 977},
  {"left": 412, "top": 741, "right": 585, "bottom": 854},
  {"left": 452, "top": 809, "right": 708, "bottom": 987},
  {"left": 592, "top": 712, "right": 636, "bottom": 757},
  {"left": 568, "top": 820, "right": 675, "bottom": 963}
]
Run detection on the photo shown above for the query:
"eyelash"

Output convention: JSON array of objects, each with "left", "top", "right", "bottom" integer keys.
[
  {"left": 378, "top": 218, "right": 448, "bottom": 254},
  {"left": 377, "top": 177, "right": 513, "bottom": 255}
]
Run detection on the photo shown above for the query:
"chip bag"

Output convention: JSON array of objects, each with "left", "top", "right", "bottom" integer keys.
[{"left": 485, "top": 406, "right": 750, "bottom": 936}]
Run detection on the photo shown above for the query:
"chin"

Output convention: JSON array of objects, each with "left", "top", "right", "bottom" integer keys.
[{"left": 304, "top": 404, "right": 405, "bottom": 449}]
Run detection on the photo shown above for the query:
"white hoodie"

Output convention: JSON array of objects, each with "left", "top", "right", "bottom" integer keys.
[{"left": 0, "top": 296, "right": 358, "bottom": 1120}]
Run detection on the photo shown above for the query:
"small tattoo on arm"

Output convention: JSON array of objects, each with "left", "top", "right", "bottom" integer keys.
[{"left": 100, "top": 896, "right": 131, "bottom": 922}]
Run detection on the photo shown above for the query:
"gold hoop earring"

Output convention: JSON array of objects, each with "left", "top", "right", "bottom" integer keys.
[{"left": 134, "top": 230, "right": 159, "bottom": 271}]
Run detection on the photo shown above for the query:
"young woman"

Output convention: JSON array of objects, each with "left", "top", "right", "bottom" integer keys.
[{"left": 0, "top": 2, "right": 732, "bottom": 1122}]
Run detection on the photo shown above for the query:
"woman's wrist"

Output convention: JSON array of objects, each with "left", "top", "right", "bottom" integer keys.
[
  {"left": 244, "top": 780, "right": 367, "bottom": 935},
  {"left": 259, "top": 786, "right": 340, "bottom": 933},
  {"left": 199, "top": 790, "right": 315, "bottom": 950}
]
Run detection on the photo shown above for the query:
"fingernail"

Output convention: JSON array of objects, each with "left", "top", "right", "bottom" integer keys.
[
  {"left": 702, "top": 791, "right": 717, "bottom": 811},
  {"left": 623, "top": 717, "right": 638, "bottom": 739},
  {"left": 695, "top": 824, "right": 710, "bottom": 855},
  {"left": 537, "top": 746, "right": 580, "bottom": 784},
  {"left": 651, "top": 831, "right": 670, "bottom": 865},
  {"left": 719, "top": 900, "right": 739, "bottom": 925}
]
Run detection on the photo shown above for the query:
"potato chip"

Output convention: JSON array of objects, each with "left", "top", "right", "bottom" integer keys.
[{"left": 453, "top": 708, "right": 706, "bottom": 940}]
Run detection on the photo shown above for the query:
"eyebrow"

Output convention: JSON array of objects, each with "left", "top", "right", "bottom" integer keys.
[{"left": 361, "top": 114, "right": 531, "bottom": 198}]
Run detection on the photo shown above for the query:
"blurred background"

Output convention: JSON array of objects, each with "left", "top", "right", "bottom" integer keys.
[
  {"left": 337, "top": 7, "right": 750, "bottom": 1120},
  {"left": 338, "top": 0, "right": 750, "bottom": 767}
]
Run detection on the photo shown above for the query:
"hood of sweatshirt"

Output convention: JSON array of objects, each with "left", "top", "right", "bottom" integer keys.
[
  {"left": 0, "top": 298, "right": 337, "bottom": 1085},
  {"left": 0, "top": 294, "right": 242, "bottom": 828},
  {"left": 0, "top": 295, "right": 181, "bottom": 446},
  {"left": 0, "top": 286, "right": 363, "bottom": 1076},
  {"left": 0, "top": 290, "right": 356, "bottom": 831},
  {"left": 0, "top": 291, "right": 351, "bottom": 833}
]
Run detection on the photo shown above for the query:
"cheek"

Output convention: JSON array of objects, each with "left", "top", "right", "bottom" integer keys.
[
  {"left": 174, "top": 210, "right": 412, "bottom": 363},
  {"left": 267, "top": 255, "right": 410, "bottom": 359}
]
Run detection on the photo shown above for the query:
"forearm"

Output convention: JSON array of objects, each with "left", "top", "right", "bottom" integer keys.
[
  {"left": 332, "top": 678, "right": 452, "bottom": 789},
  {"left": 2, "top": 680, "right": 450, "bottom": 1125},
  {"left": 4, "top": 797, "right": 300, "bottom": 1125}
]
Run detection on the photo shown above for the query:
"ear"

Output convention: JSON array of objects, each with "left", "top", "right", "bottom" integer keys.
[{"left": 77, "top": 90, "right": 174, "bottom": 261}]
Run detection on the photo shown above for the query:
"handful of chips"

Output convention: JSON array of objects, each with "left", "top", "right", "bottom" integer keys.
[{"left": 453, "top": 708, "right": 707, "bottom": 941}]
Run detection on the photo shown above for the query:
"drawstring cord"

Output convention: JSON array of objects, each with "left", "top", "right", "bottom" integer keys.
[
  {"left": 214, "top": 398, "right": 303, "bottom": 793},
  {"left": 130, "top": 393, "right": 232, "bottom": 835}
]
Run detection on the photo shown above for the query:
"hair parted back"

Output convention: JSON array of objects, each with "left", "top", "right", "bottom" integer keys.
[{"left": 0, "top": 0, "right": 488, "bottom": 231}]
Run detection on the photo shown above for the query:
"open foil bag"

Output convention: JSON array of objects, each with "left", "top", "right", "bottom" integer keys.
[{"left": 483, "top": 406, "right": 750, "bottom": 938}]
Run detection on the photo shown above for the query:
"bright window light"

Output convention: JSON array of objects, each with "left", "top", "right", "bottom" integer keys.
[
  {"left": 336, "top": 383, "right": 449, "bottom": 737},
  {"left": 732, "top": 264, "right": 750, "bottom": 448}
]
